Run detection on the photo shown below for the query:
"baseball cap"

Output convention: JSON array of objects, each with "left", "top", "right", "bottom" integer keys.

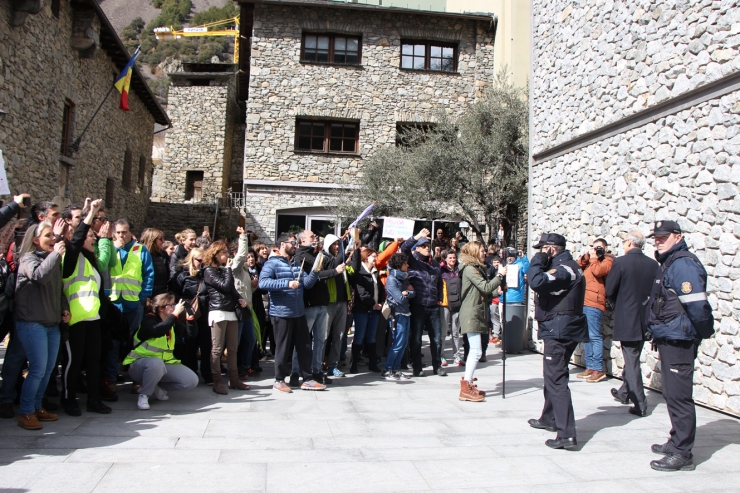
[
  {"left": 532, "top": 233, "right": 566, "bottom": 249},
  {"left": 647, "top": 220, "right": 681, "bottom": 238},
  {"left": 414, "top": 237, "right": 431, "bottom": 248}
]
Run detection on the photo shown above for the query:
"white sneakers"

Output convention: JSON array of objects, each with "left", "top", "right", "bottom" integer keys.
[
  {"left": 153, "top": 385, "right": 169, "bottom": 401},
  {"left": 137, "top": 394, "right": 150, "bottom": 410}
]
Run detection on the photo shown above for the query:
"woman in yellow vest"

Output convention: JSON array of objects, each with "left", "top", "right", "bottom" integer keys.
[
  {"left": 59, "top": 199, "right": 112, "bottom": 416},
  {"left": 123, "top": 293, "right": 199, "bottom": 410}
]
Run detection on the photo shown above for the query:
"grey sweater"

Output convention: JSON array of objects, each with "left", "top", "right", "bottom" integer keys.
[{"left": 15, "top": 251, "right": 66, "bottom": 326}]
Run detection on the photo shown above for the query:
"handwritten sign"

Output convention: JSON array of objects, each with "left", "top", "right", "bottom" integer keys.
[
  {"left": 382, "top": 217, "right": 414, "bottom": 239},
  {"left": 505, "top": 263, "right": 520, "bottom": 289},
  {"left": 0, "top": 151, "right": 10, "bottom": 195}
]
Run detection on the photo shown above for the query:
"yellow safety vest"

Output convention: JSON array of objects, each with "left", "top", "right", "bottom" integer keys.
[
  {"left": 62, "top": 253, "right": 101, "bottom": 327},
  {"left": 123, "top": 323, "right": 180, "bottom": 365},
  {"left": 110, "top": 243, "right": 144, "bottom": 302}
]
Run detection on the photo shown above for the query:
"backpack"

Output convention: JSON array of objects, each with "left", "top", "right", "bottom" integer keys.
[{"left": 446, "top": 275, "right": 463, "bottom": 312}]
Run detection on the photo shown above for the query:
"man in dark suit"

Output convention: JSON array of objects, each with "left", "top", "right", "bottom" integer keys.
[{"left": 605, "top": 231, "right": 659, "bottom": 417}]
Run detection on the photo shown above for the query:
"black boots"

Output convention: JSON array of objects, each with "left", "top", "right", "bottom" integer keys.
[
  {"left": 367, "top": 345, "right": 381, "bottom": 373},
  {"left": 350, "top": 345, "right": 361, "bottom": 374}
]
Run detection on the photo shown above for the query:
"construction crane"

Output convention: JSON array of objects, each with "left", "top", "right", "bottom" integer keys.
[{"left": 153, "top": 15, "right": 240, "bottom": 62}]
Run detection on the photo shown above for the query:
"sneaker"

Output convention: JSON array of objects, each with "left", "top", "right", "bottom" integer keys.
[
  {"left": 381, "top": 370, "right": 395, "bottom": 380},
  {"left": 301, "top": 380, "right": 327, "bottom": 391},
  {"left": 330, "top": 367, "right": 345, "bottom": 378},
  {"left": 577, "top": 369, "right": 593, "bottom": 379},
  {"left": 34, "top": 408, "right": 58, "bottom": 422},
  {"left": 137, "top": 394, "right": 150, "bottom": 410},
  {"left": 0, "top": 402, "right": 14, "bottom": 419},
  {"left": 394, "top": 371, "right": 410, "bottom": 381},
  {"left": 314, "top": 372, "right": 333, "bottom": 385},
  {"left": 434, "top": 367, "right": 448, "bottom": 377},
  {"left": 440, "top": 357, "right": 448, "bottom": 367},
  {"left": 273, "top": 381, "right": 292, "bottom": 393},
  {"left": 587, "top": 371, "right": 606, "bottom": 383},
  {"left": 288, "top": 374, "right": 300, "bottom": 387},
  {"left": 413, "top": 369, "right": 426, "bottom": 377},
  {"left": 18, "top": 413, "right": 42, "bottom": 430},
  {"left": 490, "top": 337, "right": 500, "bottom": 343},
  {"left": 153, "top": 385, "right": 169, "bottom": 401},
  {"left": 455, "top": 356, "right": 464, "bottom": 366}
]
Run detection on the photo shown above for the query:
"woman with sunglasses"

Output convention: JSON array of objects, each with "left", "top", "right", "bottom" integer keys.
[
  {"left": 202, "top": 240, "right": 249, "bottom": 394},
  {"left": 171, "top": 248, "right": 211, "bottom": 383},
  {"left": 123, "top": 293, "right": 199, "bottom": 410}
]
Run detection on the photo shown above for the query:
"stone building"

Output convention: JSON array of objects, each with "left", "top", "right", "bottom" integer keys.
[
  {"left": 0, "top": 0, "right": 169, "bottom": 229},
  {"left": 237, "top": 0, "right": 496, "bottom": 241},
  {"left": 529, "top": 0, "right": 740, "bottom": 414}
]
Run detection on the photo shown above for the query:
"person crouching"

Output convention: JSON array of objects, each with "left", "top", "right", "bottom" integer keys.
[{"left": 123, "top": 293, "right": 199, "bottom": 410}]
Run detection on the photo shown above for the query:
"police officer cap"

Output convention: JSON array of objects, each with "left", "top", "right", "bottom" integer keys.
[
  {"left": 647, "top": 220, "right": 681, "bottom": 238},
  {"left": 532, "top": 233, "right": 566, "bottom": 249}
]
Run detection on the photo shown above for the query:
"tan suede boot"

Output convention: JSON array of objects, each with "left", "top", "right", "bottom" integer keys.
[
  {"left": 212, "top": 371, "right": 228, "bottom": 395},
  {"left": 459, "top": 378, "right": 484, "bottom": 402}
]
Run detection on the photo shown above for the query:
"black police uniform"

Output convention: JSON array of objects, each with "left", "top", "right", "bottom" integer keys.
[
  {"left": 646, "top": 221, "right": 713, "bottom": 468},
  {"left": 527, "top": 234, "right": 588, "bottom": 446}
]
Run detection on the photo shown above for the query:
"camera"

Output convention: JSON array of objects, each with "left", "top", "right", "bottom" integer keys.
[{"left": 594, "top": 246, "right": 605, "bottom": 259}]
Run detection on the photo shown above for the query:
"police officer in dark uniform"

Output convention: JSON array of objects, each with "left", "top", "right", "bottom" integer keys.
[
  {"left": 646, "top": 220, "right": 714, "bottom": 472},
  {"left": 526, "top": 233, "right": 588, "bottom": 449}
]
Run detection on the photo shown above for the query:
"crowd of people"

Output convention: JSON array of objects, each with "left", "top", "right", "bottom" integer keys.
[{"left": 0, "top": 199, "right": 715, "bottom": 472}]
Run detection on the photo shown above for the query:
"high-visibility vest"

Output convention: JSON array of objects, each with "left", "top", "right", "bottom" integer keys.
[
  {"left": 110, "top": 243, "right": 144, "bottom": 302},
  {"left": 62, "top": 253, "right": 101, "bottom": 327},
  {"left": 122, "top": 324, "right": 180, "bottom": 365}
]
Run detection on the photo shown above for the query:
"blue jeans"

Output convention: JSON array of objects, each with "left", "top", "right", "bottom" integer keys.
[
  {"left": 385, "top": 314, "right": 410, "bottom": 370},
  {"left": 106, "top": 302, "right": 144, "bottom": 380},
  {"left": 15, "top": 321, "right": 60, "bottom": 414},
  {"left": 0, "top": 330, "right": 27, "bottom": 404},
  {"left": 352, "top": 311, "right": 379, "bottom": 346},
  {"left": 237, "top": 316, "right": 256, "bottom": 370},
  {"left": 292, "top": 305, "right": 328, "bottom": 375},
  {"left": 583, "top": 306, "right": 604, "bottom": 372}
]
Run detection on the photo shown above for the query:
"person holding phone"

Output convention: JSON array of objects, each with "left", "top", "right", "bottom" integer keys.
[{"left": 123, "top": 293, "right": 199, "bottom": 410}]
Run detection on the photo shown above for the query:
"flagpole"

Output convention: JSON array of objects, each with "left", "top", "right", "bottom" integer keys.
[{"left": 69, "top": 85, "right": 116, "bottom": 153}]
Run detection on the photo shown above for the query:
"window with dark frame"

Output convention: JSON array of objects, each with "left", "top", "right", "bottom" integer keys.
[
  {"left": 138, "top": 156, "right": 147, "bottom": 190},
  {"left": 60, "top": 99, "right": 75, "bottom": 157},
  {"left": 401, "top": 41, "right": 457, "bottom": 72},
  {"left": 186, "top": 171, "right": 204, "bottom": 201},
  {"left": 122, "top": 147, "right": 133, "bottom": 191},
  {"left": 302, "top": 33, "right": 361, "bottom": 65},
  {"left": 295, "top": 120, "right": 359, "bottom": 154},
  {"left": 105, "top": 177, "right": 115, "bottom": 209}
]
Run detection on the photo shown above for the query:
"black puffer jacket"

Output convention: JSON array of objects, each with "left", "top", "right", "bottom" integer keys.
[
  {"left": 151, "top": 251, "right": 169, "bottom": 297},
  {"left": 348, "top": 248, "right": 385, "bottom": 314},
  {"left": 171, "top": 269, "right": 209, "bottom": 315},
  {"left": 203, "top": 266, "right": 243, "bottom": 312},
  {"left": 169, "top": 244, "right": 189, "bottom": 280}
]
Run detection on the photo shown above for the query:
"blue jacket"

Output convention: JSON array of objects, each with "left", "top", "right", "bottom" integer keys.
[
  {"left": 385, "top": 269, "right": 415, "bottom": 315},
  {"left": 112, "top": 239, "right": 154, "bottom": 314},
  {"left": 258, "top": 252, "right": 318, "bottom": 318},
  {"left": 401, "top": 237, "right": 442, "bottom": 307},
  {"left": 503, "top": 256, "right": 530, "bottom": 304},
  {"left": 647, "top": 240, "right": 713, "bottom": 341}
]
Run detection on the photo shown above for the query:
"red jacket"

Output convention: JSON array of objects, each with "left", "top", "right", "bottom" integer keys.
[{"left": 578, "top": 253, "right": 614, "bottom": 311}]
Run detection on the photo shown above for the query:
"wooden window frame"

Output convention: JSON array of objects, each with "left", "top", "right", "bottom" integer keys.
[
  {"left": 60, "top": 99, "right": 75, "bottom": 158},
  {"left": 400, "top": 40, "right": 458, "bottom": 73},
  {"left": 294, "top": 119, "right": 359, "bottom": 155},
  {"left": 185, "top": 170, "right": 204, "bottom": 201},
  {"left": 300, "top": 33, "right": 362, "bottom": 66}
]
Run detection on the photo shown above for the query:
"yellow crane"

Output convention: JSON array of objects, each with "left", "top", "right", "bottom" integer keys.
[{"left": 153, "top": 15, "right": 240, "bottom": 62}]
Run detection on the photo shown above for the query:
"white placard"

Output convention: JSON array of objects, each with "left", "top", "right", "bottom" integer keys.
[
  {"left": 0, "top": 151, "right": 10, "bottom": 196},
  {"left": 382, "top": 217, "right": 415, "bottom": 239},
  {"left": 505, "top": 263, "right": 519, "bottom": 289}
]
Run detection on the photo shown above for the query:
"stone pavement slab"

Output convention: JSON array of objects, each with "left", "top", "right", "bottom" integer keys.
[{"left": 1, "top": 344, "right": 740, "bottom": 492}]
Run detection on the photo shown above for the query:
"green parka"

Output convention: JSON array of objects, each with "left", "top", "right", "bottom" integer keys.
[{"left": 458, "top": 253, "right": 503, "bottom": 335}]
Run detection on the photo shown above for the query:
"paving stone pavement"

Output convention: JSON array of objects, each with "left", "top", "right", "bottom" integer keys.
[{"left": 1, "top": 342, "right": 740, "bottom": 492}]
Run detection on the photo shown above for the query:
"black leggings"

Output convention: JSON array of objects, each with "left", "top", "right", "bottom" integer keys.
[{"left": 60, "top": 319, "right": 101, "bottom": 401}]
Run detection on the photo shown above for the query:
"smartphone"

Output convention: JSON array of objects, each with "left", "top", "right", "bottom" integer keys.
[
  {"left": 184, "top": 301, "right": 195, "bottom": 317},
  {"left": 22, "top": 197, "right": 30, "bottom": 208}
]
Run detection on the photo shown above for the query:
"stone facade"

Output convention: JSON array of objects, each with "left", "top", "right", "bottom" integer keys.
[
  {"left": 152, "top": 68, "right": 239, "bottom": 204},
  {"left": 0, "top": 0, "right": 167, "bottom": 228},
  {"left": 530, "top": 0, "right": 740, "bottom": 414},
  {"left": 532, "top": 0, "right": 740, "bottom": 154},
  {"left": 242, "top": 3, "right": 495, "bottom": 241}
]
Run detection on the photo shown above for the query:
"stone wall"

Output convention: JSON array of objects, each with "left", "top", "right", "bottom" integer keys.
[
  {"left": 532, "top": 0, "right": 740, "bottom": 154},
  {"left": 145, "top": 202, "right": 217, "bottom": 240},
  {"left": 152, "top": 72, "right": 238, "bottom": 203},
  {"left": 244, "top": 4, "right": 496, "bottom": 186},
  {"left": 0, "top": 1, "right": 157, "bottom": 228},
  {"left": 530, "top": 0, "right": 740, "bottom": 414}
]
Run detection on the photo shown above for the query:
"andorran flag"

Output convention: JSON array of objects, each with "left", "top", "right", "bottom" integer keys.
[{"left": 114, "top": 47, "right": 141, "bottom": 111}]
